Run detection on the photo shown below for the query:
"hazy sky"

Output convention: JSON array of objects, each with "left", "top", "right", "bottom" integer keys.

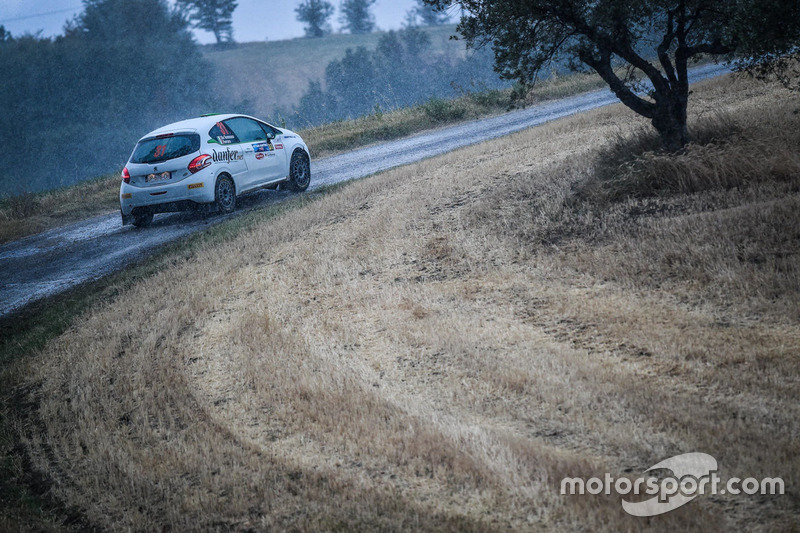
[{"left": 0, "top": 0, "right": 448, "bottom": 44}]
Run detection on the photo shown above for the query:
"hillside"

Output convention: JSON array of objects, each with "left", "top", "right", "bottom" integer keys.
[
  {"left": 204, "top": 25, "right": 464, "bottom": 117},
  {"left": 3, "top": 73, "right": 799, "bottom": 530}
]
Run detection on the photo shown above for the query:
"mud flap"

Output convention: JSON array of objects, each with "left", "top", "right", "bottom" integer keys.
[{"left": 121, "top": 209, "right": 134, "bottom": 226}]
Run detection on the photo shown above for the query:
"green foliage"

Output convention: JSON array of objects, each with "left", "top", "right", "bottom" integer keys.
[
  {"left": 422, "top": 97, "right": 466, "bottom": 122},
  {"left": 0, "top": 0, "right": 215, "bottom": 196},
  {"left": 425, "top": 0, "right": 800, "bottom": 149},
  {"left": 339, "top": 0, "right": 377, "bottom": 35},
  {"left": 5, "top": 192, "right": 39, "bottom": 219},
  {"left": 176, "top": 0, "right": 237, "bottom": 45},
  {"left": 741, "top": 52, "right": 800, "bottom": 92},
  {"left": 468, "top": 88, "right": 508, "bottom": 109},
  {"left": 296, "top": 0, "right": 335, "bottom": 38}
]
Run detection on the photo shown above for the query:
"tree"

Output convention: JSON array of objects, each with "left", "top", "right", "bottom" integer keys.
[
  {"left": 291, "top": 25, "right": 504, "bottom": 127},
  {"left": 296, "top": 0, "right": 335, "bottom": 38},
  {"left": 0, "top": 0, "right": 215, "bottom": 194},
  {"left": 296, "top": 0, "right": 334, "bottom": 38},
  {"left": 423, "top": 0, "right": 800, "bottom": 150},
  {"left": 339, "top": 0, "right": 376, "bottom": 35},
  {"left": 408, "top": 0, "right": 449, "bottom": 27},
  {"left": 177, "top": 0, "right": 237, "bottom": 45}
]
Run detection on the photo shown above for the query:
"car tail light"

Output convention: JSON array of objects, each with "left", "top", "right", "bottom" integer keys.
[
  {"left": 188, "top": 154, "right": 212, "bottom": 174},
  {"left": 122, "top": 167, "right": 130, "bottom": 184}
]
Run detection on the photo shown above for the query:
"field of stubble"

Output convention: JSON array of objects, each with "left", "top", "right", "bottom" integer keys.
[{"left": 6, "top": 73, "right": 800, "bottom": 531}]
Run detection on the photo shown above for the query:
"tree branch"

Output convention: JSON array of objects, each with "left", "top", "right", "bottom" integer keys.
[
  {"left": 568, "top": 14, "right": 672, "bottom": 98},
  {"left": 658, "top": 7, "right": 678, "bottom": 88},
  {"left": 580, "top": 48, "right": 656, "bottom": 118}
]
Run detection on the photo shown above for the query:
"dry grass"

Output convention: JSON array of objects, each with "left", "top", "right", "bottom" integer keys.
[
  {"left": 5, "top": 73, "right": 800, "bottom": 531},
  {"left": 0, "top": 175, "right": 120, "bottom": 244}
]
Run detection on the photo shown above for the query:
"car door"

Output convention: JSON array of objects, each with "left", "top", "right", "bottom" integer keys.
[
  {"left": 224, "top": 117, "right": 284, "bottom": 191},
  {"left": 257, "top": 120, "right": 290, "bottom": 174},
  {"left": 207, "top": 121, "right": 249, "bottom": 181}
]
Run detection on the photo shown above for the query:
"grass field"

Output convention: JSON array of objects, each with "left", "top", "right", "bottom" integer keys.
[
  {"left": 2, "top": 72, "right": 798, "bottom": 530},
  {"left": 204, "top": 25, "right": 464, "bottom": 117}
]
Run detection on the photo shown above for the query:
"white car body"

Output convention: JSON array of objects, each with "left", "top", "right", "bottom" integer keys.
[{"left": 119, "top": 113, "right": 310, "bottom": 225}]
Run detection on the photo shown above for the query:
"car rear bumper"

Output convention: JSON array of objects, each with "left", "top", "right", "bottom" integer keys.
[{"left": 120, "top": 177, "right": 215, "bottom": 216}]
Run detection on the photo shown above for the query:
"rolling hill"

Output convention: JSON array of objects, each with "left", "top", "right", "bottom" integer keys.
[{"left": 203, "top": 25, "right": 465, "bottom": 118}]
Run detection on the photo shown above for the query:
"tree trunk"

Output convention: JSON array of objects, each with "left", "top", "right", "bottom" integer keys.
[
  {"left": 651, "top": 91, "right": 689, "bottom": 151},
  {"left": 212, "top": 21, "right": 222, "bottom": 45}
]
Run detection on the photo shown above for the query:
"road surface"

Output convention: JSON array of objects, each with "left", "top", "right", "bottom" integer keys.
[{"left": 0, "top": 63, "right": 731, "bottom": 317}]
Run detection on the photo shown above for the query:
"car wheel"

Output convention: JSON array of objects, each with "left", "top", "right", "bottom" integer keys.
[
  {"left": 286, "top": 151, "right": 310, "bottom": 192},
  {"left": 132, "top": 212, "right": 153, "bottom": 227},
  {"left": 215, "top": 175, "right": 236, "bottom": 213}
]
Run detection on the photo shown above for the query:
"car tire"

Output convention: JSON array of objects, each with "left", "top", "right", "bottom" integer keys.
[
  {"left": 286, "top": 150, "right": 310, "bottom": 192},
  {"left": 215, "top": 175, "right": 236, "bottom": 213},
  {"left": 132, "top": 212, "right": 153, "bottom": 227}
]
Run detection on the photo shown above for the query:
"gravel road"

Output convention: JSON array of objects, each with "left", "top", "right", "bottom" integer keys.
[{"left": 0, "top": 63, "right": 731, "bottom": 317}]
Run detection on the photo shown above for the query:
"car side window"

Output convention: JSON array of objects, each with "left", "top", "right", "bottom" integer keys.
[
  {"left": 259, "top": 122, "right": 280, "bottom": 139},
  {"left": 225, "top": 117, "right": 269, "bottom": 143},
  {"left": 208, "top": 121, "right": 239, "bottom": 145}
]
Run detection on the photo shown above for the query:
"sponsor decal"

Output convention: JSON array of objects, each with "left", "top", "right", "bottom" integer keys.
[
  {"left": 121, "top": 193, "right": 132, "bottom": 199},
  {"left": 274, "top": 143, "right": 284, "bottom": 150},
  {"left": 211, "top": 148, "right": 243, "bottom": 163},
  {"left": 252, "top": 141, "right": 274, "bottom": 153},
  {"left": 284, "top": 135, "right": 297, "bottom": 139},
  {"left": 187, "top": 183, "right": 204, "bottom": 189},
  {"left": 255, "top": 153, "right": 264, "bottom": 160},
  {"left": 217, "top": 134, "right": 236, "bottom": 145}
]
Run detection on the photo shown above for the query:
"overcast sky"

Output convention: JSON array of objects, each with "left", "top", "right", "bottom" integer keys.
[{"left": 0, "top": 0, "right": 449, "bottom": 44}]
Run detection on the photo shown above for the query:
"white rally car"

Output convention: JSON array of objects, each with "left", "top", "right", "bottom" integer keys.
[{"left": 120, "top": 114, "right": 311, "bottom": 227}]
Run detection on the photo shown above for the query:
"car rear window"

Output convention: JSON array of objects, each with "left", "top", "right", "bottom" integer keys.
[{"left": 130, "top": 133, "right": 200, "bottom": 164}]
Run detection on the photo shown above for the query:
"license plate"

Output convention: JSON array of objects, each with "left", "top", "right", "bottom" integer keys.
[{"left": 146, "top": 171, "right": 171, "bottom": 183}]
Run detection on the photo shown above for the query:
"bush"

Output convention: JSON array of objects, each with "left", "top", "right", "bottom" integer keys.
[
  {"left": 576, "top": 103, "right": 800, "bottom": 203},
  {"left": 4, "top": 192, "right": 39, "bottom": 219},
  {"left": 422, "top": 97, "right": 466, "bottom": 122}
]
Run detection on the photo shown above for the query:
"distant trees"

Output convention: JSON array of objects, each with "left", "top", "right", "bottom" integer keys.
[
  {"left": 64, "top": 0, "right": 211, "bottom": 116},
  {"left": 176, "top": 0, "right": 238, "bottom": 45},
  {"left": 408, "top": 0, "right": 449, "bottom": 27},
  {"left": 296, "top": 0, "right": 335, "bottom": 38},
  {"left": 293, "top": 26, "right": 504, "bottom": 125},
  {"left": 0, "top": 0, "right": 215, "bottom": 194},
  {"left": 339, "top": 0, "right": 376, "bottom": 34}
]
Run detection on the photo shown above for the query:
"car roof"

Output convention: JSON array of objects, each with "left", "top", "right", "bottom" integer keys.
[{"left": 141, "top": 114, "right": 265, "bottom": 140}]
